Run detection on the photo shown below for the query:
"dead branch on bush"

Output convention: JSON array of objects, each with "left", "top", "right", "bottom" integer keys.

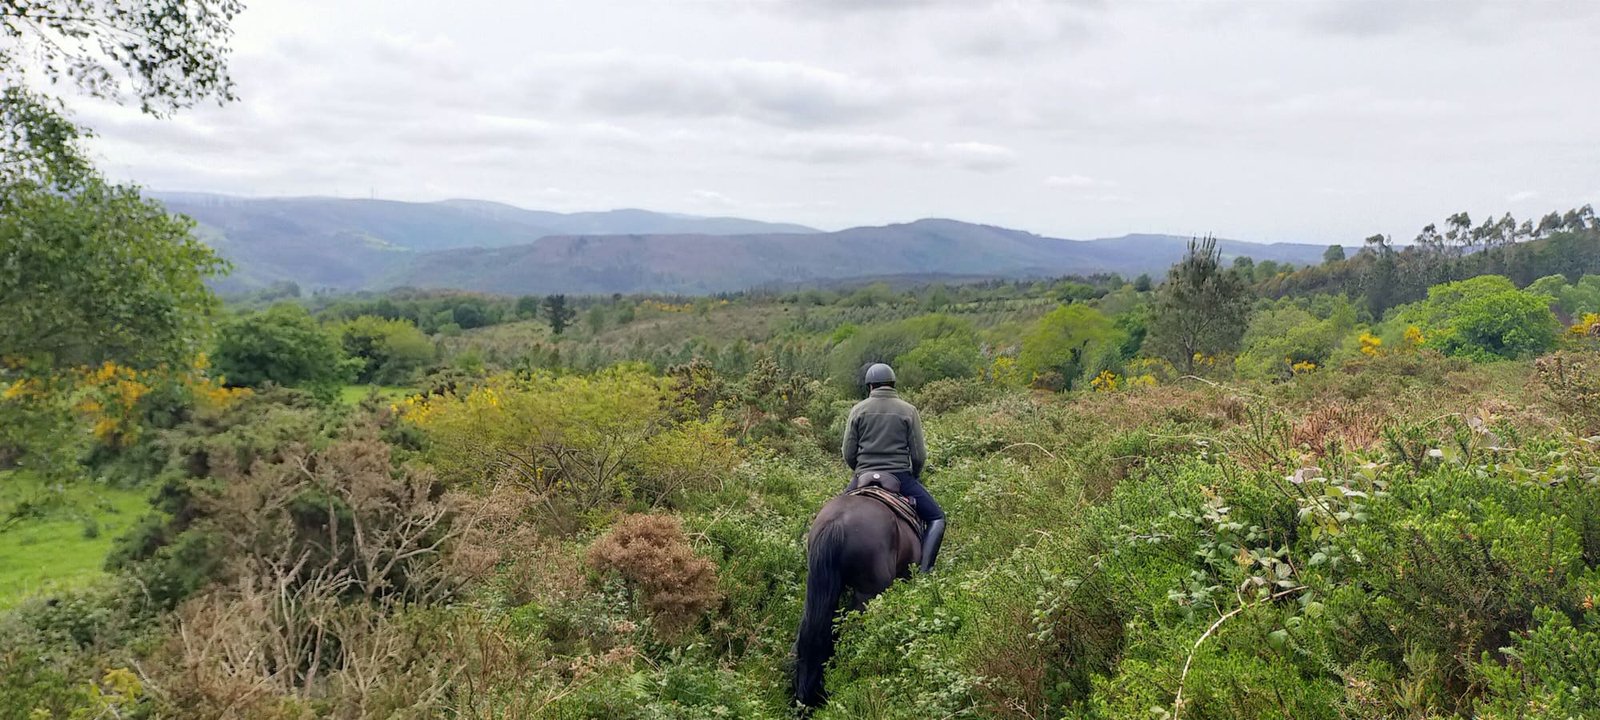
[
  {"left": 1001, "top": 442, "right": 1058, "bottom": 460},
  {"left": 1172, "top": 585, "right": 1306, "bottom": 720},
  {"left": 151, "top": 424, "right": 523, "bottom": 712}
]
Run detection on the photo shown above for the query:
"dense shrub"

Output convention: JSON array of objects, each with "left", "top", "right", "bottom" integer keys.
[
  {"left": 828, "top": 314, "right": 979, "bottom": 393},
  {"left": 586, "top": 514, "right": 722, "bottom": 634},
  {"left": 335, "top": 314, "right": 433, "bottom": 385},
  {"left": 1017, "top": 304, "right": 1122, "bottom": 390},
  {"left": 23, "top": 269, "right": 1600, "bottom": 720},
  {"left": 211, "top": 303, "right": 355, "bottom": 399},
  {"left": 1234, "top": 302, "right": 1355, "bottom": 379},
  {"left": 908, "top": 377, "right": 994, "bottom": 414},
  {"left": 1390, "top": 275, "right": 1561, "bottom": 361},
  {"left": 404, "top": 366, "right": 740, "bottom": 530}
]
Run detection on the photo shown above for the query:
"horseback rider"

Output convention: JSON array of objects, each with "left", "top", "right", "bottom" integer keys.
[{"left": 841, "top": 362, "right": 947, "bottom": 573}]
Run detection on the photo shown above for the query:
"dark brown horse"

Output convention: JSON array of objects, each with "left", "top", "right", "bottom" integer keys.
[{"left": 793, "top": 491, "right": 920, "bottom": 708}]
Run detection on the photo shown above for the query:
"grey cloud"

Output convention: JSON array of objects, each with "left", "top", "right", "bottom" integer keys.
[
  {"left": 524, "top": 53, "right": 951, "bottom": 127},
  {"left": 1241, "top": 0, "right": 1600, "bottom": 39},
  {"left": 764, "top": 132, "right": 1016, "bottom": 171},
  {"left": 69, "top": 0, "right": 1600, "bottom": 245},
  {"left": 939, "top": 1, "right": 1102, "bottom": 57},
  {"left": 769, "top": 0, "right": 1102, "bottom": 16},
  {"left": 762, "top": 0, "right": 1106, "bottom": 58},
  {"left": 1044, "top": 174, "right": 1114, "bottom": 189}
]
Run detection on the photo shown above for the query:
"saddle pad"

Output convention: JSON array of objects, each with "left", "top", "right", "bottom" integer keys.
[{"left": 849, "top": 486, "right": 926, "bottom": 536}]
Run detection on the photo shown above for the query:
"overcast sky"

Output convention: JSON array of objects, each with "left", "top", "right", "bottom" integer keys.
[{"left": 73, "top": 0, "right": 1600, "bottom": 244}]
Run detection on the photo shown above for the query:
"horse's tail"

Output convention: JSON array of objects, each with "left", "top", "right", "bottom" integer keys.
[{"left": 795, "top": 520, "right": 846, "bottom": 708}]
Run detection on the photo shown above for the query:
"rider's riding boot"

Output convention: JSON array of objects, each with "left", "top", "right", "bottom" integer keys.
[{"left": 920, "top": 519, "right": 946, "bottom": 574}]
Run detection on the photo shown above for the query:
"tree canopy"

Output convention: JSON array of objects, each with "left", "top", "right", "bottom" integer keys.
[
  {"left": 1391, "top": 276, "right": 1561, "bottom": 361},
  {"left": 212, "top": 304, "right": 354, "bottom": 398},
  {"left": 0, "top": 178, "right": 226, "bottom": 371},
  {"left": 1018, "top": 304, "right": 1121, "bottom": 390}
]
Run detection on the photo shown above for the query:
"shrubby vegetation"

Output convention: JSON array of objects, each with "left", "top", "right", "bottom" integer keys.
[
  {"left": 13, "top": 11, "right": 1600, "bottom": 714},
  {"left": 11, "top": 221, "right": 1600, "bottom": 716}
]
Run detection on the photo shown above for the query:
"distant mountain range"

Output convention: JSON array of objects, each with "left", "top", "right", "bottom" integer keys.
[{"left": 155, "top": 193, "right": 1331, "bottom": 296}]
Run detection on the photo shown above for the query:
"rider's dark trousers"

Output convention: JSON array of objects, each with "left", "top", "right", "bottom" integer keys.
[{"left": 893, "top": 472, "right": 945, "bottom": 524}]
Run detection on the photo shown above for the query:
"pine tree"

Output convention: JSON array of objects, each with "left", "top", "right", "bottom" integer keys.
[
  {"left": 1146, "top": 236, "right": 1251, "bottom": 373},
  {"left": 543, "top": 295, "right": 576, "bottom": 335}
]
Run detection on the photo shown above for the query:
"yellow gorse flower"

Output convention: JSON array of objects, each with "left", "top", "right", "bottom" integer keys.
[
  {"left": 989, "top": 355, "right": 1023, "bottom": 386},
  {"left": 1358, "top": 332, "right": 1382, "bottom": 357},
  {"left": 3, "top": 379, "right": 33, "bottom": 400}
]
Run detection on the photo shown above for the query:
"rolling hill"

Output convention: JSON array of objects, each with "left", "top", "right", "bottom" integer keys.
[
  {"left": 384, "top": 219, "right": 1330, "bottom": 295},
  {"left": 156, "top": 193, "right": 1330, "bottom": 296},
  {"left": 155, "top": 192, "right": 821, "bottom": 292}
]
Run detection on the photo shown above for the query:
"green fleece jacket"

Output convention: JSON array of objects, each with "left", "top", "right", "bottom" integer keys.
[{"left": 842, "top": 387, "right": 927, "bottom": 476}]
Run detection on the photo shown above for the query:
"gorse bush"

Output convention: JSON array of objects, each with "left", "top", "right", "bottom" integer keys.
[
  {"left": 586, "top": 513, "right": 722, "bottom": 635},
  {"left": 1533, "top": 350, "right": 1600, "bottom": 435},
  {"left": 400, "top": 365, "right": 740, "bottom": 531},
  {"left": 1477, "top": 607, "right": 1600, "bottom": 718}
]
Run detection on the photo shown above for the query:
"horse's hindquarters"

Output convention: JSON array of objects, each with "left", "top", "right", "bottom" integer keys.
[{"left": 795, "top": 495, "right": 920, "bottom": 706}]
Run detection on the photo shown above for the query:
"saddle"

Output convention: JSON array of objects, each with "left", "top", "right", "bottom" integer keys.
[{"left": 847, "top": 471, "right": 925, "bottom": 536}]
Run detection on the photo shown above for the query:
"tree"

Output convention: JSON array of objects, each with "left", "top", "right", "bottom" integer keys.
[
  {"left": 1323, "top": 245, "right": 1346, "bottom": 264},
  {"left": 212, "top": 304, "right": 354, "bottom": 399},
  {"left": 1556, "top": 275, "right": 1600, "bottom": 318},
  {"left": 897, "top": 335, "right": 982, "bottom": 388},
  {"left": 3, "top": 0, "right": 243, "bottom": 191},
  {"left": 1, "top": 0, "right": 242, "bottom": 115},
  {"left": 0, "top": 1, "right": 242, "bottom": 489},
  {"left": 0, "top": 178, "right": 226, "bottom": 370},
  {"left": 515, "top": 295, "right": 540, "bottom": 320},
  {"left": 1145, "top": 236, "right": 1251, "bottom": 373},
  {"left": 337, "top": 316, "right": 434, "bottom": 385},
  {"left": 1018, "top": 304, "right": 1121, "bottom": 390},
  {"left": 1, "top": 85, "right": 92, "bottom": 188},
  {"left": 1391, "top": 276, "right": 1560, "bottom": 361},
  {"left": 585, "top": 305, "right": 608, "bottom": 335},
  {"left": 450, "top": 299, "right": 493, "bottom": 329},
  {"left": 828, "top": 314, "right": 974, "bottom": 393},
  {"left": 1361, "top": 233, "right": 1399, "bottom": 316},
  {"left": 544, "top": 295, "right": 576, "bottom": 335},
  {"left": 1233, "top": 302, "right": 1354, "bottom": 380},
  {"left": 1444, "top": 212, "right": 1474, "bottom": 255},
  {"left": 1133, "top": 274, "right": 1154, "bottom": 292},
  {"left": 1443, "top": 291, "right": 1559, "bottom": 360}
]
